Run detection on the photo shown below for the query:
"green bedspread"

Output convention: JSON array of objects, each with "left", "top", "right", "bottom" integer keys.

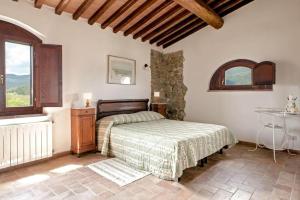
[{"left": 97, "top": 111, "right": 236, "bottom": 180}]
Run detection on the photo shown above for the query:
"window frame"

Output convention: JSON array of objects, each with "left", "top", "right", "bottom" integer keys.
[
  {"left": 209, "top": 59, "right": 274, "bottom": 91},
  {"left": 0, "top": 21, "right": 42, "bottom": 116}
]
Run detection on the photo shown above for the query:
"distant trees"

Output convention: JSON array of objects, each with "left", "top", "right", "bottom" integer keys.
[{"left": 8, "top": 86, "right": 30, "bottom": 95}]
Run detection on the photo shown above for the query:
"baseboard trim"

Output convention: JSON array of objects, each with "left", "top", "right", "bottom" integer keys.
[
  {"left": 238, "top": 140, "right": 300, "bottom": 154},
  {"left": 0, "top": 151, "right": 71, "bottom": 174}
]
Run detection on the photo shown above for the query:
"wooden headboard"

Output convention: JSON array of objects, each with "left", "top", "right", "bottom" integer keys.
[{"left": 96, "top": 99, "right": 149, "bottom": 120}]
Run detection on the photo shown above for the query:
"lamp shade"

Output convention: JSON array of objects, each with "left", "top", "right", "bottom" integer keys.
[
  {"left": 154, "top": 91, "right": 160, "bottom": 97},
  {"left": 83, "top": 92, "right": 92, "bottom": 100}
]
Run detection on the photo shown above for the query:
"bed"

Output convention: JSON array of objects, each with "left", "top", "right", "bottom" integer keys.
[{"left": 96, "top": 99, "right": 236, "bottom": 181}]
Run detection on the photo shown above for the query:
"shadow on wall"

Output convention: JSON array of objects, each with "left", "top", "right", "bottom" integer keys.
[{"left": 150, "top": 49, "right": 187, "bottom": 120}]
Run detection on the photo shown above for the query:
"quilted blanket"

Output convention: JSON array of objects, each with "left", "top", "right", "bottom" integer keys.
[{"left": 97, "top": 111, "right": 236, "bottom": 180}]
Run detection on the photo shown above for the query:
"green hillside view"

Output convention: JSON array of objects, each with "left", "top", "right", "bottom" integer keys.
[{"left": 6, "top": 74, "right": 31, "bottom": 107}]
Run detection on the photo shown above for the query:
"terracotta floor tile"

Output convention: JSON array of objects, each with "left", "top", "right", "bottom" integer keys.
[
  {"left": 86, "top": 182, "right": 110, "bottom": 195},
  {"left": 276, "top": 171, "right": 295, "bottom": 188},
  {"left": 250, "top": 189, "right": 272, "bottom": 200},
  {"left": 208, "top": 180, "right": 238, "bottom": 193},
  {"left": 291, "top": 189, "right": 300, "bottom": 200},
  {"left": 294, "top": 180, "right": 300, "bottom": 190},
  {"left": 68, "top": 182, "right": 89, "bottom": 194},
  {"left": 211, "top": 189, "right": 233, "bottom": 200},
  {"left": 198, "top": 183, "right": 219, "bottom": 194},
  {"left": 50, "top": 184, "right": 69, "bottom": 195},
  {"left": 0, "top": 144, "right": 298, "bottom": 200},
  {"left": 74, "top": 191, "right": 97, "bottom": 199},
  {"left": 271, "top": 187, "right": 291, "bottom": 200},
  {"left": 194, "top": 188, "right": 214, "bottom": 199},
  {"left": 227, "top": 180, "right": 255, "bottom": 194},
  {"left": 156, "top": 180, "right": 180, "bottom": 192},
  {"left": 96, "top": 191, "right": 114, "bottom": 200},
  {"left": 151, "top": 191, "right": 180, "bottom": 200},
  {"left": 230, "top": 173, "right": 248, "bottom": 184},
  {"left": 231, "top": 190, "right": 252, "bottom": 200}
]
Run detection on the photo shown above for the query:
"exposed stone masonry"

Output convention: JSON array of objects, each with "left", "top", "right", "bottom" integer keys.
[{"left": 150, "top": 49, "right": 187, "bottom": 120}]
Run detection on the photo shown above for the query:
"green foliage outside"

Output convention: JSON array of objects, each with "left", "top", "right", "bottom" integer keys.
[
  {"left": 6, "top": 91, "right": 31, "bottom": 107},
  {"left": 6, "top": 74, "right": 31, "bottom": 107}
]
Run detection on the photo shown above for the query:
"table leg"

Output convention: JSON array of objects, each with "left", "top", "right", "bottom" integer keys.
[
  {"left": 272, "top": 116, "right": 276, "bottom": 163},
  {"left": 249, "top": 113, "right": 264, "bottom": 151}
]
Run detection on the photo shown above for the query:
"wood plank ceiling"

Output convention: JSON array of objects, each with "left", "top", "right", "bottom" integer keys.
[{"left": 33, "top": 0, "right": 254, "bottom": 48}]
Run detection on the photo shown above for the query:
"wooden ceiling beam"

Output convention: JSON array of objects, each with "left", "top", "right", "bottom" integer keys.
[
  {"left": 149, "top": 14, "right": 197, "bottom": 44},
  {"left": 141, "top": 9, "right": 190, "bottom": 42},
  {"left": 159, "top": 1, "right": 236, "bottom": 47},
  {"left": 133, "top": 5, "right": 182, "bottom": 39},
  {"left": 151, "top": 0, "right": 230, "bottom": 45},
  {"left": 113, "top": 0, "right": 158, "bottom": 33},
  {"left": 162, "top": 0, "right": 254, "bottom": 48},
  {"left": 101, "top": 0, "right": 138, "bottom": 29},
  {"left": 34, "top": 0, "right": 46, "bottom": 8},
  {"left": 88, "top": 0, "right": 117, "bottom": 25},
  {"left": 73, "top": 0, "right": 94, "bottom": 20},
  {"left": 162, "top": 22, "right": 206, "bottom": 48},
  {"left": 173, "top": 0, "right": 224, "bottom": 29},
  {"left": 55, "top": 0, "right": 71, "bottom": 15},
  {"left": 218, "top": 0, "right": 254, "bottom": 17},
  {"left": 157, "top": 18, "right": 204, "bottom": 46},
  {"left": 124, "top": 0, "right": 173, "bottom": 36}
]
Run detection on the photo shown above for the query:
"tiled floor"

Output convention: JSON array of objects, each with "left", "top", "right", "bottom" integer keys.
[{"left": 0, "top": 144, "right": 299, "bottom": 200}]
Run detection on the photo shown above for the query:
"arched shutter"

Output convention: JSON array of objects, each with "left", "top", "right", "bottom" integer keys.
[{"left": 253, "top": 61, "right": 275, "bottom": 85}]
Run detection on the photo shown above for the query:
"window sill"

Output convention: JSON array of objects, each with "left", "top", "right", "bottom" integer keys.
[
  {"left": 208, "top": 88, "right": 273, "bottom": 92},
  {"left": 0, "top": 114, "right": 50, "bottom": 126}
]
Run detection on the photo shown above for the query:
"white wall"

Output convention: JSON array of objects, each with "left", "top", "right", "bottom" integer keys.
[
  {"left": 166, "top": 0, "right": 300, "bottom": 150},
  {"left": 0, "top": 0, "right": 156, "bottom": 153},
  {"left": 1, "top": 0, "right": 300, "bottom": 152}
]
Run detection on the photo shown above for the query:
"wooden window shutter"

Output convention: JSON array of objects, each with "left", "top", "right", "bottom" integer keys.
[
  {"left": 253, "top": 61, "right": 275, "bottom": 85},
  {"left": 35, "top": 44, "right": 62, "bottom": 107}
]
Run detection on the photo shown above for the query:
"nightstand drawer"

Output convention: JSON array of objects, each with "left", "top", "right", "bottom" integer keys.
[{"left": 71, "top": 108, "right": 96, "bottom": 116}]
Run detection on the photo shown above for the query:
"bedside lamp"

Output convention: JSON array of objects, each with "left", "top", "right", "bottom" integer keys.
[
  {"left": 151, "top": 91, "right": 167, "bottom": 117},
  {"left": 153, "top": 91, "right": 160, "bottom": 103},
  {"left": 83, "top": 92, "right": 92, "bottom": 108}
]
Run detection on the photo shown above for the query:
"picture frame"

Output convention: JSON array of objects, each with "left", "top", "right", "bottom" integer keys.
[{"left": 107, "top": 55, "right": 136, "bottom": 85}]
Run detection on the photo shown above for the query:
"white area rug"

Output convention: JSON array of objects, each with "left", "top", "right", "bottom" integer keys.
[{"left": 88, "top": 158, "right": 151, "bottom": 186}]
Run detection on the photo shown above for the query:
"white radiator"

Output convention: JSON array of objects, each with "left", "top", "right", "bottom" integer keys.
[{"left": 0, "top": 121, "right": 52, "bottom": 169}]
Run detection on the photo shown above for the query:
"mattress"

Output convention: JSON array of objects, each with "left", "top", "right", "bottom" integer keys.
[{"left": 97, "top": 111, "right": 236, "bottom": 180}]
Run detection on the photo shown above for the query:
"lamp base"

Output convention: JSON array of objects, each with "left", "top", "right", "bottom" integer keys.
[{"left": 85, "top": 100, "right": 90, "bottom": 108}]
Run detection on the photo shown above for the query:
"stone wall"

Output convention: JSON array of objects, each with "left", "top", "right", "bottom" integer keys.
[{"left": 150, "top": 49, "right": 187, "bottom": 120}]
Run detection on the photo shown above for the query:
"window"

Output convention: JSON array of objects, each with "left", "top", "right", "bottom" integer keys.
[
  {"left": 209, "top": 59, "right": 275, "bottom": 91},
  {"left": 5, "top": 41, "right": 33, "bottom": 107},
  {"left": 224, "top": 67, "right": 252, "bottom": 86},
  {"left": 0, "top": 20, "right": 62, "bottom": 116}
]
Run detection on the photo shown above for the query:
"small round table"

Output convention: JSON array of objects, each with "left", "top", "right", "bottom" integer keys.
[{"left": 250, "top": 108, "right": 299, "bottom": 162}]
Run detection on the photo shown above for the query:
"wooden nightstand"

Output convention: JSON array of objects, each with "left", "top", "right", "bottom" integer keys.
[
  {"left": 150, "top": 103, "right": 167, "bottom": 117},
  {"left": 71, "top": 107, "right": 96, "bottom": 157}
]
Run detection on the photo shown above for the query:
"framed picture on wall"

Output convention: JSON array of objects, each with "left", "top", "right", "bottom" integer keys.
[{"left": 107, "top": 55, "right": 136, "bottom": 85}]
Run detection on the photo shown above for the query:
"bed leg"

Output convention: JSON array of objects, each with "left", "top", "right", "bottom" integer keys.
[
  {"left": 197, "top": 159, "right": 204, "bottom": 167},
  {"left": 219, "top": 148, "right": 223, "bottom": 154},
  {"left": 204, "top": 157, "right": 208, "bottom": 164},
  {"left": 174, "top": 177, "right": 181, "bottom": 182}
]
